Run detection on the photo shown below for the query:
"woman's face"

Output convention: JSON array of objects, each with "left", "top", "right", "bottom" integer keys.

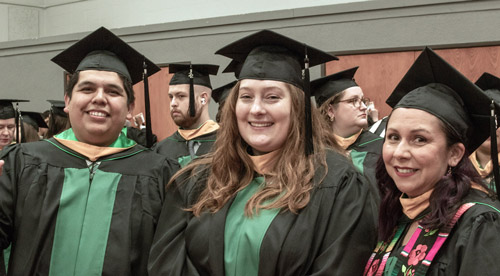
[
  {"left": 236, "top": 79, "right": 292, "bottom": 155},
  {"left": 330, "top": 87, "right": 367, "bottom": 136},
  {"left": 383, "top": 108, "right": 464, "bottom": 197}
]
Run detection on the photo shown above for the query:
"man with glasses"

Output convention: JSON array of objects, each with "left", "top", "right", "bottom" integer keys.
[{"left": 312, "top": 67, "right": 383, "bottom": 195}]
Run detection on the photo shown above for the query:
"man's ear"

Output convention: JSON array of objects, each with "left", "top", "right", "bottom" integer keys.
[
  {"left": 126, "top": 102, "right": 135, "bottom": 120},
  {"left": 64, "top": 94, "right": 70, "bottom": 113}
]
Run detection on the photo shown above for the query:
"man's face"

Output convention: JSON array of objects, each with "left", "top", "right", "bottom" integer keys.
[
  {"left": 64, "top": 70, "right": 134, "bottom": 146},
  {"left": 168, "top": 84, "right": 202, "bottom": 129},
  {"left": 0, "top": 118, "right": 15, "bottom": 148}
]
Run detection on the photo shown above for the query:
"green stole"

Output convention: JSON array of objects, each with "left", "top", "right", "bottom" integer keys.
[
  {"left": 46, "top": 128, "right": 140, "bottom": 275},
  {"left": 224, "top": 177, "right": 280, "bottom": 276}
]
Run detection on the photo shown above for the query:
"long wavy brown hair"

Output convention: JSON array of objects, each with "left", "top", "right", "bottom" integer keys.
[{"left": 170, "top": 80, "right": 342, "bottom": 217}]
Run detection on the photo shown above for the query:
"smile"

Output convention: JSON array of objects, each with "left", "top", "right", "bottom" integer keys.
[
  {"left": 88, "top": 111, "right": 108, "bottom": 117},
  {"left": 249, "top": 122, "right": 273, "bottom": 127},
  {"left": 394, "top": 166, "right": 418, "bottom": 176}
]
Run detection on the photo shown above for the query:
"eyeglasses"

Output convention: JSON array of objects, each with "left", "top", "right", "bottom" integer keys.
[{"left": 337, "top": 97, "right": 370, "bottom": 108}]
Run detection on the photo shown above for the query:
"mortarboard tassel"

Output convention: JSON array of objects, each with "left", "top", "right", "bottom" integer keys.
[
  {"left": 303, "top": 46, "right": 314, "bottom": 156},
  {"left": 490, "top": 101, "right": 500, "bottom": 196},
  {"left": 15, "top": 103, "right": 20, "bottom": 144},
  {"left": 189, "top": 65, "right": 196, "bottom": 117},
  {"left": 143, "top": 60, "right": 153, "bottom": 148}
]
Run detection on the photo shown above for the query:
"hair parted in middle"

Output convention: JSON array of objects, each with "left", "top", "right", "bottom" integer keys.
[{"left": 169, "top": 80, "right": 343, "bottom": 217}]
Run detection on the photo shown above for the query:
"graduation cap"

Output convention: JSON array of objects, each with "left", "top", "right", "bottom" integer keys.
[
  {"left": 169, "top": 63, "right": 219, "bottom": 117},
  {"left": 51, "top": 26, "right": 161, "bottom": 147},
  {"left": 215, "top": 29, "right": 338, "bottom": 155},
  {"left": 212, "top": 80, "right": 237, "bottom": 104},
  {"left": 0, "top": 99, "right": 29, "bottom": 144},
  {"left": 386, "top": 47, "right": 497, "bottom": 154},
  {"left": 47, "top": 100, "right": 67, "bottom": 118},
  {"left": 222, "top": 60, "right": 243, "bottom": 78},
  {"left": 475, "top": 72, "right": 500, "bottom": 195},
  {"left": 311, "top": 66, "right": 359, "bottom": 107},
  {"left": 21, "top": 111, "right": 48, "bottom": 130},
  {"left": 476, "top": 72, "right": 500, "bottom": 104}
]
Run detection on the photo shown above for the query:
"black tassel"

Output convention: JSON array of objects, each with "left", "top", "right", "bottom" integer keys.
[
  {"left": 15, "top": 104, "right": 20, "bottom": 144},
  {"left": 189, "top": 65, "right": 196, "bottom": 117},
  {"left": 490, "top": 100, "right": 500, "bottom": 196},
  {"left": 143, "top": 60, "right": 153, "bottom": 148},
  {"left": 303, "top": 45, "right": 314, "bottom": 155}
]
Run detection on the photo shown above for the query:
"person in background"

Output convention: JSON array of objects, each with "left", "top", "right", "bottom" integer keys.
[
  {"left": 155, "top": 63, "right": 219, "bottom": 168},
  {"left": 469, "top": 72, "right": 500, "bottom": 191},
  {"left": 0, "top": 27, "right": 174, "bottom": 275},
  {"left": 38, "top": 110, "right": 49, "bottom": 138},
  {"left": 312, "top": 66, "right": 383, "bottom": 191},
  {"left": 212, "top": 80, "right": 237, "bottom": 123},
  {"left": 0, "top": 99, "right": 28, "bottom": 150},
  {"left": 44, "top": 100, "right": 70, "bottom": 139},
  {"left": 364, "top": 48, "right": 500, "bottom": 276},
  {"left": 149, "top": 29, "right": 377, "bottom": 276},
  {"left": 19, "top": 111, "right": 48, "bottom": 143}
]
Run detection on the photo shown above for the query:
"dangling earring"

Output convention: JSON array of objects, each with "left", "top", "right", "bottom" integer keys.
[{"left": 446, "top": 166, "right": 452, "bottom": 176}]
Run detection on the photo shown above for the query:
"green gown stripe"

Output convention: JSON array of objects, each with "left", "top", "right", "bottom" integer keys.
[
  {"left": 178, "top": 155, "right": 194, "bottom": 168},
  {"left": 224, "top": 177, "right": 280, "bottom": 276},
  {"left": 350, "top": 150, "right": 367, "bottom": 174},
  {"left": 49, "top": 168, "right": 120, "bottom": 276}
]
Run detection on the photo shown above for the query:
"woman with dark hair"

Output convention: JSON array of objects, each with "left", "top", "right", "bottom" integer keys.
[
  {"left": 44, "top": 100, "right": 70, "bottom": 139},
  {"left": 364, "top": 48, "right": 500, "bottom": 276},
  {"left": 149, "top": 30, "right": 378, "bottom": 275}
]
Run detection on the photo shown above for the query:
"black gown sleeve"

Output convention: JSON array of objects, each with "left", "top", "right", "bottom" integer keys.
[
  {"left": 428, "top": 205, "right": 500, "bottom": 276},
  {"left": 148, "top": 176, "right": 201, "bottom": 276},
  {"left": 0, "top": 145, "right": 19, "bottom": 250},
  {"left": 307, "top": 161, "right": 378, "bottom": 275}
]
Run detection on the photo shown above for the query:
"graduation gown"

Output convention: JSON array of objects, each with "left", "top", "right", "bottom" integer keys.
[
  {"left": 155, "top": 130, "right": 217, "bottom": 168},
  {"left": 0, "top": 135, "right": 174, "bottom": 275},
  {"left": 148, "top": 150, "right": 378, "bottom": 275},
  {"left": 347, "top": 130, "right": 383, "bottom": 192},
  {"left": 371, "top": 189, "right": 500, "bottom": 275}
]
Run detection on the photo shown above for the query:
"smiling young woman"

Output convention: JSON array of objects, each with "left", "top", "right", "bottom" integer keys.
[{"left": 149, "top": 30, "right": 378, "bottom": 276}]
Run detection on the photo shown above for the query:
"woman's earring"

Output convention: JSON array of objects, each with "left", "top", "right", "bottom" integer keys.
[
  {"left": 329, "top": 116, "right": 334, "bottom": 122},
  {"left": 446, "top": 166, "right": 452, "bottom": 176}
]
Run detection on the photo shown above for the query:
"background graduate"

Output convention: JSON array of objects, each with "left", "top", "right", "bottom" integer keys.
[
  {"left": 364, "top": 48, "right": 500, "bottom": 276},
  {"left": 312, "top": 67, "right": 383, "bottom": 192},
  {"left": 149, "top": 29, "right": 378, "bottom": 276},
  {"left": 155, "top": 63, "right": 219, "bottom": 168},
  {"left": 0, "top": 27, "right": 175, "bottom": 275}
]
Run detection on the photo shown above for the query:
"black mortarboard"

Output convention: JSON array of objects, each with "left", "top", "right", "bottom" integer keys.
[
  {"left": 476, "top": 72, "right": 500, "bottom": 104},
  {"left": 311, "top": 66, "right": 359, "bottom": 107},
  {"left": 215, "top": 30, "right": 338, "bottom": 89},
  {"left": 386, "top": 47, "right": 498, "bottom": 154},
  {"left": 51, "top": 26, "right": 160, "bottom": 85},
  {"left": 0, "top": 99, "right": 28, "bottom": 119},
  {"left": 21, "top": 111, "right": 48, "bottom": 130},
  {"left": 169, "top": 63, "right": 219, "bottom": 117},
  {"left": 47, "top": 100, "right": 67, "bottom": 118},
  {"left": 51, "top": 26, "right": 161, "bottom": 147},
  {"left": 212, "top": 81, "right": 237, "bottom": 104},
  {"left": 215, "top": 30, "right": 338, "bottom": 155},
  {"left": 222, "top": 60, "right": 243, "bottom": 79}
]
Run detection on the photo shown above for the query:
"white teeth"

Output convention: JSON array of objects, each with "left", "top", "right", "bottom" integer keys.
[
  {"left": 250, "top": 122, "right": 272, "bottom": 127},
  {"left": 396, "top": 168, "right": 415, "bottom": 173},
  {"left": 89, "top": 111, "right": 107, "bottom": 117}
]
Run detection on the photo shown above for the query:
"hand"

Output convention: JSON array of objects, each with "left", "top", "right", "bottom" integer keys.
[
  {"left": 366, "top": 102, "right": 379, "bottom": 122},
  {"left": 0, "top": 160, "right": 3, "bottom": 176}
]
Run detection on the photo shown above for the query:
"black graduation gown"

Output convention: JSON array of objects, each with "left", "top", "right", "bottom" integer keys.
[
  {"left": 154, "top": 130, "right": 217, "bottom": 168},
  {"left": 0, "top": 138, "right": 174, "bottom": 275},
  {"left": 347, "top": 130, "right": 383, "bottom": 193},
  {"left": 381, "top": 189, "right": 500, "bottom": 275},
  {"left": 422, "top": 189, "right": 500, "bottom": 275},
  {"left": 148, "top": 150, "right": 378, "bottom": 275}
]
